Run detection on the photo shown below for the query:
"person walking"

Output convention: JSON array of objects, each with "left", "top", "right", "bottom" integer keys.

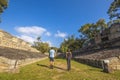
[
  {"left": 66, "top": 49, "right": 72, "bottom": 71},
  {"left": 49, "top": 47, "right": 55, "bottom": 69}
]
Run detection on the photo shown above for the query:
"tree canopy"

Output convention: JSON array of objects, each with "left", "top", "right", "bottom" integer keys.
[
  {"left": 78, "top": 19, "right": 107, "bottom": 39},
  {"left": 59, "top": 35, "right": 85, "bottom": 52},
  {"left": 0, "top": 0, "right": 8, "bottom": 22},
  {"left": 107, "top": 0, "right": 120, "bottom": 19},
  {"left": 0, "top": 0, "right": 8, "bottom": 14},
  {"left": 32, "top": 37, "right": 50, "bottom": 54}
]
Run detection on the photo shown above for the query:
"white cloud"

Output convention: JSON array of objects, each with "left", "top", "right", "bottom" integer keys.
[
  {"left": 17, "top": 35, "right": 35, "bottom": 43},
  {"left": 55, "top": 30, "right": 67, "bottom": 38},
  {"left": 15, "top": 26, "right": 51, "bottom": 36},
  {"left": 45, "top": 32, "right": 51, "bottom": 36},
  {"left": 14, "top": 26, "right": 66, "bottom": 47},
  {"left": 15, "top": 26, "right": 51, "bottom": 44}
]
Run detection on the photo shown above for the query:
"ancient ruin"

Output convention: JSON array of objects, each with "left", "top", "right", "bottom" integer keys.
[
  {"left": 0, "top": 30, "right": 46, "bottom": 73},
  {"left": 73, "top": 48, "right": 120, "bottom": 73}
]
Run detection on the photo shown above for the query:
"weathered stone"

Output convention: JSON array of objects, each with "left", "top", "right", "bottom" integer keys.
[
  {"left": 74, "top": 47, "right": 120, "bottom": 73},
  {"left": 0, "top": 30, "right": 47, "bottom": 73},
  {"left": 0, "top": 30, "right": 39, "bottom": 52}
]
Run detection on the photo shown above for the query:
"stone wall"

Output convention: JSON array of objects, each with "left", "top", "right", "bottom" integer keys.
[
  {"left": 0, "top": 30, "right": 39, "bottom": 52},
  {"left": 73, "top": 48, "right": 120, "bottom": 73},
  {"left": 103, "top": 57, "right": 120, "bottom": 73},
  {"left": 74, "top": 58, "right": 103, "bottom": 68},
  {"left": 0, "top": 30, "right": 47, "bottom": 73},
  {"left": 0, "top": 56, "right": 47, "bottom": 73}
]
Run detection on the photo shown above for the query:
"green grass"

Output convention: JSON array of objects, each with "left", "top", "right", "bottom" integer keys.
[{"left": 0, "top": 58, "right": 120, "bottom": 80}]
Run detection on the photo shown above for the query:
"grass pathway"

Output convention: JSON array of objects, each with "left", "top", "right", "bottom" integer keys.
[{"left": 0, "top": 58, "right": 120, "bottom": 80}]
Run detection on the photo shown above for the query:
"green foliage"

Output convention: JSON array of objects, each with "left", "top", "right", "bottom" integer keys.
[
  {"left": 79, "top": 23, "right": 94, "bottom": 39},
  {"left": 0, "top": 0, "right": 8, "bottom": 22},
  {"left": 32, "top": 37, "right": 50, "bottom": 54},
  {"left": 36, "top": 36, "right": 41, "bottom": 42},
  {"left": 33, "top": 41, "right": 49, "bottom": 54},
  {"left": 108, "top": 19, "right": 120, "bottom": 26},
  {"left": 50, "top": 47, "right": 58, "bottom": 52},
  {"left": 78, "top": 19, "right": 107, "bottom": 39},
  {"left": 107, "top": 0, "right": 120, "bottom": 19},
  {"left": 60, "top": 45, "right": 68, "bottom": 53},
  {"left": 0, "top": 59, "right": 120, "bottom": 80},
  {"left": 0, "top": 0, "right": 8, "bottom": 13},
  {"left": 96, "top": 19, "right": 108, "bottom": 30},
  {"left": 60, "top": 35, "right": 85, "bottom": 52}
]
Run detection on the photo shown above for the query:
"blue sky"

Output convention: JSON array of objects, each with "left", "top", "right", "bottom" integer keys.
[{"left": 0, "top": 0, "right": 113, "bottom": 47}]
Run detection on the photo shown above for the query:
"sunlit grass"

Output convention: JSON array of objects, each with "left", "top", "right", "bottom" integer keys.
[{"left": 0, "top": 58, "right": 120, "bottom": 80}]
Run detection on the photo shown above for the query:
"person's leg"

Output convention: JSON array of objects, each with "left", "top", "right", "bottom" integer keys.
[
  {"left": 68, "top": 58, "right": 70, "bottom": 71},
  {"left": 66, "top": 59, "right": 68, "bottom": 70},
  {"left": 67, "top": 58, "right": 70, "bottom": 71},
  {"left": 50, "top": 57, "right": 54, "bottom": 69},
  {"left": 69, "top": 59, "right": 71, "bottom": 70},
  {"left": 49, "top": 57, "right": 52, "bottom": 68}
]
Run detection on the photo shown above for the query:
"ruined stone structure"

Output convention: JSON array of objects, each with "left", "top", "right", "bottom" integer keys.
[
  {"left": 73, "top": 48, "right": 120, "bottom": 73},
  {"left": 0, "top": 30, "right": 39, "bottom": 52},
  {"left": 0, "top": 30, "right": 46, "bottom": 73}
]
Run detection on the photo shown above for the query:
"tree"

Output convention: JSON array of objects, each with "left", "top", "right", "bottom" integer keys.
[
  {"left": 96, "top": 19, "right": 108, "bottom": 30},
  {"left": 78, "top": 23, "right": 95, "bottom": 39},
  {"left": 78, "top": 19, "right": 107, "bottom": 39},
  {"left": 0, "top": 0, "right": 8, "bottom": 21},
  {"left": 107, "top": 19, "right": 120, "bottom": 27},
  {"left": 68, "top": 38, "right": 85, "bottom": 51},
  {"left": 0, "top": 0, "right": 8, "bottom": 13},
  {"left": 59, "top": 35, "right": 85, "bottom": 52},
  {"left": 37, "top": 36, "right": 41, "bottom": 42},
  {"left": 32, "top": 37, "right": 50, "bottom": 54},
  {"left": 107, "top": 0, "right": 120, "bottom": 19}
]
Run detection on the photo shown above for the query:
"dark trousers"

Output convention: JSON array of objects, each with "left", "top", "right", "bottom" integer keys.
[{"left": 67, "top": 58, "right": 71, "bottom": 70}]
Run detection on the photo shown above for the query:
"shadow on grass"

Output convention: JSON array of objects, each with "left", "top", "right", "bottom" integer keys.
[
  {"left": 37, "top": 64, "right": 49, "bottom": 68},
  {"left": 54, "top": 66, "right": 66, "bottom": 71},
  {"left": 37, "top": 64, "right": 66, "bottom": 71}
]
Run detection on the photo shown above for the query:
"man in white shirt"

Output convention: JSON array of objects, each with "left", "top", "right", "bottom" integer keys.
[{"left": 49, "top": 47, "right": 55, "bottom": 69}]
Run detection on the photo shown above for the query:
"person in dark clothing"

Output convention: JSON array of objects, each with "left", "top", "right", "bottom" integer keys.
[{"left": 66, "top": 49, "right": 72, "bottom": 71}]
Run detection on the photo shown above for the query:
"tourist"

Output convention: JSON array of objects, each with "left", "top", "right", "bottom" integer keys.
[
  {"left": 49, "top": 47, "right": 55, "bottom": 69},
  {"left": 66, "top": 49, "right": 72, "bottom": 71}
]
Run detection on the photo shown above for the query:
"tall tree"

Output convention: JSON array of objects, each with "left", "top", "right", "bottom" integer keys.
[
  {"left": 32, "top": 37, "right": 50, "bottom": 54},
  {"left": 59, "top": 35, "right": 84, "bottom": 52},
  {"left": 96, "top": 19, "right": 108, "bottom": 30},
  {"left": 78, "top": 23, "right": 95, "bottom": 39},
  {"left": 37, "top": 36, "right": 41, "bottom": 42},
  {"left": 107, "top": 0, "right": 120, "bottom": 19},
  {"left": 78, "top": 19, "right": 107, "bottom": 39}
]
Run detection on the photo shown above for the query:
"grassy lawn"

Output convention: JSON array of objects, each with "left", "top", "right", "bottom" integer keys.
[{"left": 0, "top": 58, "right": 120, "bottom": 80}]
